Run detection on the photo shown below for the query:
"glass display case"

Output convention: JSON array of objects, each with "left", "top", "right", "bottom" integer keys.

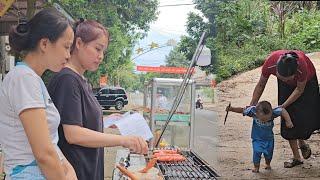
[{"left": 143, "top": 78, "right": 195, "bottom": 148}]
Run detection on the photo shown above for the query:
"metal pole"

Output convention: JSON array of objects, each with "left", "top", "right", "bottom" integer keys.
[
  {"left": 143, "top": 82, "right": 147, "bottom": 108},
  {"left": 149, "top": 79, "right": 157, "bottom": 149},
  {"left": 190, "top": 81, "right": 196, "bottom": 149},
  {"left": 0, "top": 36, "right": 7, "bottom": 81},
  {"left": 155, "top": 32, "right": 207, "bottom": 148}
]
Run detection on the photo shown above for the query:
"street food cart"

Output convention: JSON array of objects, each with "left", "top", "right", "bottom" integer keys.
[
  {"left": 143, "top": 78, "right": 195, "bottom": 148},
  {"left": 112, "top": 32, "right": 219, "bottom": 179}
]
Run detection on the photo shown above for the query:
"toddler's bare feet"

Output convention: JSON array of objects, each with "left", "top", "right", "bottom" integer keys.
[
  {"left": 252, "top": 168, "right": 259, "bottom": 173},
  {"left": 265, "top": 159, "right": 272, "bottom": 170},
  {"left": 265, "top": 165, "right": 271, "bottom": 170}
]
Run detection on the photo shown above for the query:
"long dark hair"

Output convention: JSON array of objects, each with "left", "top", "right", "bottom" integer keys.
[
  {"left": 277, "top": 52, "right": 298, "bottom": 77},
  {"left": 9, "top": 8, "right": 71, "bottom": 53}
]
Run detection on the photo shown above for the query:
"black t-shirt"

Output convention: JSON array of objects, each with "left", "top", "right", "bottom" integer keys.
[{"left": 48, "top": 68, "right": 104, "bottom": 180}]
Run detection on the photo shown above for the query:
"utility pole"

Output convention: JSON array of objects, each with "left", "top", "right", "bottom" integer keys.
[{"left": 27, "top": 0, "right": 37, "bottom": 19}]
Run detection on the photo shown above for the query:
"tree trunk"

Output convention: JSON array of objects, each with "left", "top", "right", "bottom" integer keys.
[
  {"left": 117, "top": 75, "right": 120, "bottom": 87},
  {"left": 247, "top": 1, "right": 251, "bottom": 20},
  {"left": 27, "top": 0, "right": 37, "bottom": 20},
  {"left": 0, "top": 37, "right": 7, "bottom": 80},
  {"left": 279, "top": 2, "right": 285, "bottom": 39},
  {"left": 282, "top": 18, "right": 285, "bottom": 39}
]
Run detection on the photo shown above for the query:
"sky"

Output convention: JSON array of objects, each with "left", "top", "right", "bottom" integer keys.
[
  {"left": 150, "top": 0, "right": 195, "bottom": 36},
  {"left": 133, "top": 0, "right": 199, "bottom": 67}
]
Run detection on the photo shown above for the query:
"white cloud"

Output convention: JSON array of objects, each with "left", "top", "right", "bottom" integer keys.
[
  {"left": 151, "top": 0, "right": 201, "bottom": 36},
  {"left": 133, "top": 0, "right": 204, "bottom": 66}
]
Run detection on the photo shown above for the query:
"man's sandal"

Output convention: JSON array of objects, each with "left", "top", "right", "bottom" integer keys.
[
  {"left": 284, "top": 159, "right": 303, "bottom": 168},
  {"left": 300, "top": 144, "right": 311, "bottom": 159}
]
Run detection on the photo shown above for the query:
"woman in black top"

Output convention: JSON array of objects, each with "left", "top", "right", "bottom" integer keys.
[{"left": 48, "top": 20, "right": 148, "bottom": 180}]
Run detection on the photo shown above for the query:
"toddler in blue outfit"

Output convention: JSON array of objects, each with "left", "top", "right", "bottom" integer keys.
[{"left": 226, "top": 101, "right": 294, "bottom": 173}]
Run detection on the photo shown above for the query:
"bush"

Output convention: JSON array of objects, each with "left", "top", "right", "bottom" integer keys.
[
  {"left": 215, "top": 42, "right": 267, "bottom": 82},
  {"left": 285, "top": 10, "right": 320, "bottom": 52}
]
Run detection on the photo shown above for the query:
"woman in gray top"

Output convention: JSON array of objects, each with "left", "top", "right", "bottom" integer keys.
[{"left": 0, "top": 8, "right": 76, "bottom": 179}]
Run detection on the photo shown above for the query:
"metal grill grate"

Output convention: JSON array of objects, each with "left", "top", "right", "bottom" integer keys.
[{"left": 157, "top": 151, "right": 219, "bottom": 180}]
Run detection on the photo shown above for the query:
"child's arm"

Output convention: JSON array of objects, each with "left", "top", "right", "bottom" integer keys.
[
  {"left": 281, "top": 108, "right": 294, "bottom": 128},
  {"left": 226, "top": 106, "right": 244, "bottom": 114}
]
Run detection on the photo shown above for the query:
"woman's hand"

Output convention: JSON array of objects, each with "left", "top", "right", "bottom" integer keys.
[
  {"left": 121, "top": 136, "right": 148, "bottom": 154},
  {"left": 105, "top": 113, "right": 122, "bottom": 129},
  {"left": 106, "top": 113, "right": 122, "bottom": 120},
  {"left": 285, "top": 121, "right": 294, "bottom": 128},
  {"left": 281, "top": 108, "right": 294, "bottom": 129},
  {"left": 62, "top": 159, "right": 77, "bottom": 180},
  {"left": 108, "top": 113, "right": 122, "bottom": 117},
  {"left": 109, "top": 124, "right": 118, "bottom": 129}
]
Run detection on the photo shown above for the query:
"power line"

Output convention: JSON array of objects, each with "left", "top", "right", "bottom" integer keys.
[
  {"left": 160, "top": 0, "right": 193, "bottom": 4},
  {"left": 159, "top": 3, "right": 195, "bottom": 7},
  {"left": 161, "top": 0, "right": 191, "bottom": 2}
]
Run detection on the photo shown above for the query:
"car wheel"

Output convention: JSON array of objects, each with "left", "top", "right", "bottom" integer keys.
[{"left": 115, "top": 101, "right": 124, "bottom": 110}]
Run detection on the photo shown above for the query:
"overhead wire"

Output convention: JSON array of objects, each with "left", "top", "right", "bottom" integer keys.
[{"left": 159, "top": 3, "right": 195, "bottom": 7}]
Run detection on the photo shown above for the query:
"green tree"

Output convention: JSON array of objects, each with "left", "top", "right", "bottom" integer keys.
[
  {"left": 165, "top": 48, "right": 188, "bottom": 67},
  {"left": 55, "top": 0, "right": 159, "bottom": 87},
  {"left": 170, "top": 0, "right": 320, "bottom": 82}
]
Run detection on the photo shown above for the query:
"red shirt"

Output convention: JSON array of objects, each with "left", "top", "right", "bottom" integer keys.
[{"left": 262, "top": 50, "right": 316, "bottom": 86}]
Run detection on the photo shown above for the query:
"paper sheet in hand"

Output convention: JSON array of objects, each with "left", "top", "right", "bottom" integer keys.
[
  {"left": 104, "top": 113, "right": 153, "bottom": 141},
  {"left": 103, "top": 111, "right": 133, "bottom": 128},
  {"left": 103, "top": 117, "right": 119, "bottom": 128}
]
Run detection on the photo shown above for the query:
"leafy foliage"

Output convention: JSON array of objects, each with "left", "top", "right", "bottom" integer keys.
[
  {"left": 285, "top": 9, "right": 320, "bottom": 51},
  {"left": 169, "top": 0, "right": 320, "bottom": 82},
  {"left": 47, "top": 0, "right": 158, "bottom": 89}
]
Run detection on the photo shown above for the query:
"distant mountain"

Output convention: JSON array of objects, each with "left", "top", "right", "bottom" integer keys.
[{"left": 133, "top": 29, "right": 181, "bottom": 67}]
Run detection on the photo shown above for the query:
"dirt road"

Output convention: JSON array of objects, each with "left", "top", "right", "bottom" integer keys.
[{"left": 208, "top": 52, "right": 320, "bottom": 179}]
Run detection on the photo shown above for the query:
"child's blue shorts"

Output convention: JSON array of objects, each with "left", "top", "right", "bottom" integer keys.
[{"left": 252, "top": 139, "right": 274, "bottom": 164}]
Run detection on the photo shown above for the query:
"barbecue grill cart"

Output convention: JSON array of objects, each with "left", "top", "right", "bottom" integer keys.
[
  {"left": 113, "top": 147, "right": 219, "bottom": 179},
  {"left": 112, "top": 108, "right": 219, "bottom": 179},
  {"left": 143, "top": 78, "right": 196, "bottom": 148},
  {"left": 113, "top": 107, "right": 219, "bottom": 179},
  {"left": 112, "top": 32, "right": 219, "bottom": 179}
]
